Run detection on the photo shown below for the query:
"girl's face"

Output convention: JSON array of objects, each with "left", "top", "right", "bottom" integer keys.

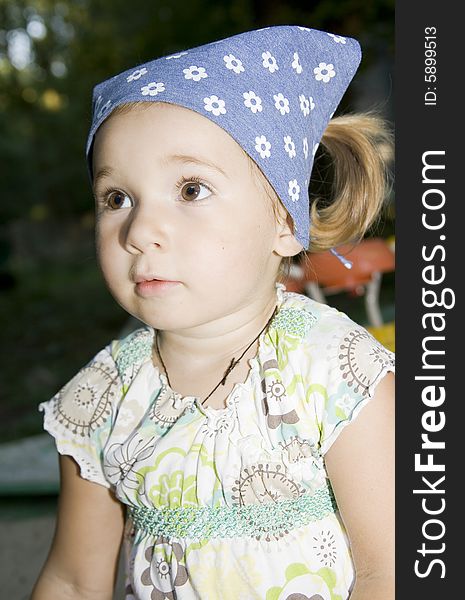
[{"left": 92, "top": 102, "right": 299, "bottom": 330}]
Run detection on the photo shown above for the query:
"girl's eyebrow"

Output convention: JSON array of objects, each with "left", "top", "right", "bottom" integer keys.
[
  {"left": 165, "top": 154, "right": 228, "bottom": 178},
  {"left": 93, "top": 166, "right": 114, "bottom": 192},
  {"left": 93, "top": 154, "right": 228, "bottom": 191}
]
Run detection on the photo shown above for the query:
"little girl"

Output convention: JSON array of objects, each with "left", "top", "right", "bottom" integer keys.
[{"left": 32, "top": 25, "right": 395, "bottom": 600}]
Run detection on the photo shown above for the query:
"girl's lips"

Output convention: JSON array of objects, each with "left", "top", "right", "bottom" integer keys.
[{"left": 135, "top": 279, "right": 181, "bottom": 297}]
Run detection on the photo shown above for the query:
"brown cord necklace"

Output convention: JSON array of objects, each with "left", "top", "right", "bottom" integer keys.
[{"left": 154, "top": 304, "right": 278, "bottom": 406}]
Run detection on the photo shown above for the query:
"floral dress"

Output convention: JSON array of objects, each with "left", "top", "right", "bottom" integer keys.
[{"left": 39, "top": 282, "right": 395, "bottom": 600}]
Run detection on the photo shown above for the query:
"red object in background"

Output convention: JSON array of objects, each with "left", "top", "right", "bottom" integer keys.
[
  {"left": 303, "top": 238, "right": 395, "bottom": 291},
  {"left": 281, "top": 237, "right": 395, "bottom": 327}
]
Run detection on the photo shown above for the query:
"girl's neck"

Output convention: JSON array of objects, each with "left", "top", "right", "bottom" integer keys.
[{"left": 152, "top": 289, "right": 279, "bottom": 372}]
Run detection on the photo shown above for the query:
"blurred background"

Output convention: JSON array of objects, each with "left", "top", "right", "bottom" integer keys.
[{"left": 0, "top": 0, "right": 394, "bottom": 597}]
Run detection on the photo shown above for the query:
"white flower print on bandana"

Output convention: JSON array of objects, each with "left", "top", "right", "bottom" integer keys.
[
  {"left": 262, "top": 51, "right": 279, "bottom": 73},
  {"left": 94, "top": 96, "right": 112, "bottom": 119},
  {"left": 314, "top": 62, "right": 336, "bottom": 83},
  {"left": 303, "top": 137, "right": 309, "bottom": 159},
  {"left": 255, "top": 135, "right": 271, "bottom": 158},
  {"left": 141, "top": 82, "right": 165, "bottom": 97},
  {"left": 127, "top": 68, "right": 147, "bottom": 82},
  {"left": 203, "top": 95, "right": 226, "bottom": 116},
  {"left": 291, "top": 52, "right": 303, "bottom": 74},
  {"left": 243, "top": 91, "right": 263, "bottom": 113},
  {"left": 313, "top": 142, "right": 320, "bottom": 157},
  {"left": 327, "top": 33, "right": 347, "bottom": 44},
  {"left": 273, "top": 93, "right": 290, "bottom": 115},
  {"left": 288, "top": 179, "right": 300, "bottom": 202},
  {"left": 165, "top": 51, "right": 188, "bottom": 60},
  {"left": 223, "top": 54, "right": 245, "bottom": 74},
  {"left": 299, "top": 94, "right": 311, "bottom": 117},
  {"left": 284, "top": 135, "right": 296, "bottom": 159},
  {"left": 183, "top": 65, "right": 208, "bottom": 82}
]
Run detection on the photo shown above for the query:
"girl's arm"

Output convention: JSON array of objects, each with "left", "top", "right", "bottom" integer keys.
[
  {"left": 31, "top": 454, "right": 126, "bottom": 600},
  {"left": 324, "top": 372, "right": 395, "bottom": 599}
]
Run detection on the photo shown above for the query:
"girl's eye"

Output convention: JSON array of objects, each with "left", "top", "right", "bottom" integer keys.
[
  {"left": 99, "top": 189, "right": 133, "bottom": 210},
  {"left": 176, "top": 176, "right": 212, "bottom": 202},
  {"left": 96, "top": 176, "right": 212, "bottom": 210}
]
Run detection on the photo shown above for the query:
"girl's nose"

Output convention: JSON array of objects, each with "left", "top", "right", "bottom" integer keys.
[{"left": 123, "top": 202, "right": 168, "bottom": 253}]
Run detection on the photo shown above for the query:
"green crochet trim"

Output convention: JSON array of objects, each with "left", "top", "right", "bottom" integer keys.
[
  {"left": 128, "top": 485, "right": 337, "bottom": 541},
  {"left": 114, "top": 328, "right": 153, "bottom": 384},
  {"left": 272, "top": 307, "right": 316, "bottom": 338}
]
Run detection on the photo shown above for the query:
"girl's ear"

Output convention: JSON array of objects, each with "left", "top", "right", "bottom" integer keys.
[{"left": 273, "top": 209, "right": 304, "bottom": 258}]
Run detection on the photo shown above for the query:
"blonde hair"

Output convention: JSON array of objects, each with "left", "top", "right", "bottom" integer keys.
[{"left": 95, "top": 103, "right": 394, "bottom": 281}]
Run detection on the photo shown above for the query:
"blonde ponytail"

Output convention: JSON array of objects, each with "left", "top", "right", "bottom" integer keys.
[{"left": 308, "top": 111, "right": 394, "bottom": 251}]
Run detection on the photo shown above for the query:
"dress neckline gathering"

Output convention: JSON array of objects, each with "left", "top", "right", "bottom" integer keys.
[{"left": 145, "top": 282, "right": 287, "bottom": 416}]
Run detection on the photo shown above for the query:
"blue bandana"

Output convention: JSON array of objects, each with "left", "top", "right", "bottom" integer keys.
[{"left": 85, "top": 25, "right": 361, "bottom": 250}]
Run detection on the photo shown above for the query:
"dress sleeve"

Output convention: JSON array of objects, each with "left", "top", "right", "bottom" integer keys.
[
  {"left": 38, "top": 342, "right": 122, "bottom": 488},
  {"left": 316, "top": 323, "right": 395, "bottom": 457}
]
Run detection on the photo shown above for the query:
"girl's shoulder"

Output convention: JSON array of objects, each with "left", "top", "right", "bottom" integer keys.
[
  {"left": 37, "top": 324, "right": 154, "bottom": 488},
  {"left": 276, "top": 287, "right": 394, "bottom": 364},
  {"left": 274, "top": 288, "right": 395, "bottom": 456}
]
